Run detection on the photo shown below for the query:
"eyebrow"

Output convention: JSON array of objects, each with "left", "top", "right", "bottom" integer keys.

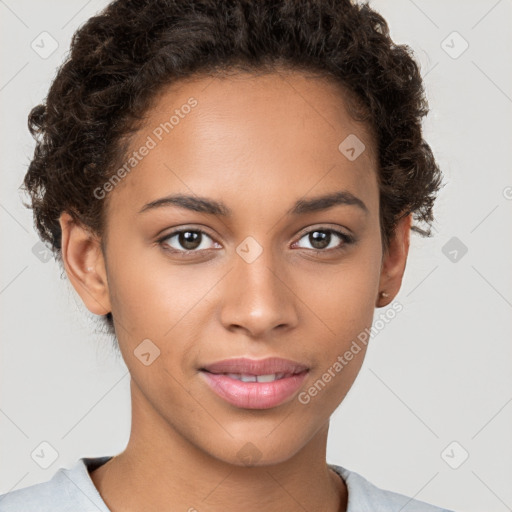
[{"left": 139, "top": 190, "right": 368, "bottom": 216}]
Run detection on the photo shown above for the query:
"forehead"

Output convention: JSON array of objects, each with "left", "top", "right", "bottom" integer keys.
[{"left": 105, "top": 70, "right": 379, "bottom": 220}]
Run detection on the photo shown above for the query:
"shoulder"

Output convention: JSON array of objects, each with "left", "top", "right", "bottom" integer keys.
[
  {"left": 0, "top": 457, "right": 112, "bottom": 512},
  {"left": 330, "top": 464, "right": 455, "bottom": 512}
]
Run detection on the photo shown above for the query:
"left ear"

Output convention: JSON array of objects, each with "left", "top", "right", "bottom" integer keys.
[{"left": 376, "top": 213, "right": 412, "bottom": 308}]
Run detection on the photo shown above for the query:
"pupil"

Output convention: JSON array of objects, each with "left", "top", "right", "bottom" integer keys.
[
  {"left": 180, "top": 231, "right": 201, "bottom": 250},
  {"left": 310, "top": 230, "right": 330, "bottom": 249}
]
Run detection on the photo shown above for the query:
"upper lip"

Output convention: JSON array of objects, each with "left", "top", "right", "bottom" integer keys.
[{"left": 200, "top": 357, "right": 309, "bottom": 376}]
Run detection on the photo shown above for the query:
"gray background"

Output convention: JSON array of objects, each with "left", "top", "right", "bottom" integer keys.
[{"left": 1, "top": 1, "right": 511, "bottom": 511}]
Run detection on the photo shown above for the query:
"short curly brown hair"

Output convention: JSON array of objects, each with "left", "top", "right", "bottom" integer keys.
[{"left": 22, "top": 0, "right": 443, "bottom": 337}]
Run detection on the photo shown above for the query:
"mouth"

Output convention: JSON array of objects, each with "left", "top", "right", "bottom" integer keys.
[
  {"left": 202, "top": 371, "right": 300, "bottom": 383},
  {"left": 199, "top": 357, "right": 310, "bottom": 409},
  {"left": 199, "top": 356, "right": 309, "bottom": 376}
]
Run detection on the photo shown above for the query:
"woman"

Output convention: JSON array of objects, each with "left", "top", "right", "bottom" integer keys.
[{"left": 0, "top": 0, "right": 452, "bottom": 510}]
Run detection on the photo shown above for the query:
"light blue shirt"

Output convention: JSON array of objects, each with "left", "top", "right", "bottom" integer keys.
[{"left": 0, "top": 456, "right": 454, "bottom": 511}]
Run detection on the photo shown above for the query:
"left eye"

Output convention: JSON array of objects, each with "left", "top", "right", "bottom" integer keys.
[{"left": 294, "top": 229, "right": 353, "bottom": 251}]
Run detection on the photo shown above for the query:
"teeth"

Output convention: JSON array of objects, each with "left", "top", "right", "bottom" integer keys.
[
  {"left": 225, "top": 373, "right": 287, "bottom": 382},
  {"left": 256, "top": 373, "right": 278, "bottom": 383}
]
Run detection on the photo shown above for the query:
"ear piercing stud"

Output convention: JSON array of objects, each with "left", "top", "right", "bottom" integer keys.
[
  {"left": 379, "top": 291, "right": 389, "bottom": 299},
  {"left": 87, "top": 267, "right": 93, "bottom": 272}
]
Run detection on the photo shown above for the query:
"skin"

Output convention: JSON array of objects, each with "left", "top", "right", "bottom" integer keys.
[{"left": 59, "top": 70, "right": 411, "bottom": 512}]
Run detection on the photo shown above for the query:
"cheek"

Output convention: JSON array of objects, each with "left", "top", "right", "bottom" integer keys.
[
  {"left": 106, "top": 243, "right": 220, "bottom": 371},
  {"left": 290, "top": 243, "right": 381, "bottom": 407},
  {"left": 106, "top": 256, "right": 201, "bottom": 397},
  {"left": 294, "top": 250, "right": 381, "bottom": 340},
  {"left": 293, "top": 261, "right": 378, "bottom": 413},
  {"left": 105, "top": 238, "right": 195, "bottom": 334}
]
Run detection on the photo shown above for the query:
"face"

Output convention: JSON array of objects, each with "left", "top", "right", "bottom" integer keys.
[{"left": 60, "top": 70, "right": 410, "bottom": 466}]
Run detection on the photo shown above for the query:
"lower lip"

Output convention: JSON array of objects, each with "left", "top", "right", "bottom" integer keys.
[{"left": 200, "top": 370, "right": 309, "bottom": 409}]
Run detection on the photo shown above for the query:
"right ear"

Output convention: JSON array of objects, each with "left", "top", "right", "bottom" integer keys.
[{"left": 59, "top": 212, "right": 111, "bottom": 316}]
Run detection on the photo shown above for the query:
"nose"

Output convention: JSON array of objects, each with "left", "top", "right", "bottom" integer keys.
[{"left": 219, "top": 245, "right": 299, "bottom": 338}]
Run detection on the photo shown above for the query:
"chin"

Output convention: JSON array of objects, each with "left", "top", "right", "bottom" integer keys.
[{"left": 202, "top": 429, "right": 310, "bottom": 469}]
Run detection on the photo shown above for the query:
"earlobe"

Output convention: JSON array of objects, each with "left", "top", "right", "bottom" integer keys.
[
  {"left": 59, "top": 212, "right": 111, "bottom": 316},
  {"left": 376, "top": 213, "right": 412, "bottom": 308}
]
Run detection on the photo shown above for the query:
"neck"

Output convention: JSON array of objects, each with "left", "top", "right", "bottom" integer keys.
[{"left": 90, "top": 380, "right": 347, "bottom": 512}]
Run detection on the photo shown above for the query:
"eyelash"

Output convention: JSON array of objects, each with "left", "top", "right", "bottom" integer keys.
[{"left": 157, "top": 227, "right": 355, "bottom": 256}]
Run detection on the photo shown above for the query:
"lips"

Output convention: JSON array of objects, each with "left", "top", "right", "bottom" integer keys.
[
  {"left": 199, "top": 357, "right": 310, "bottom": 409},
  {"left": 200, "top": 357, "right": 309, "bottom": 376}
]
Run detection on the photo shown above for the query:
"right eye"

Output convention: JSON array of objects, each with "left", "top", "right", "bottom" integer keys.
[{"left": 158, "top": 228, "right": 220, "bottom": 253}]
